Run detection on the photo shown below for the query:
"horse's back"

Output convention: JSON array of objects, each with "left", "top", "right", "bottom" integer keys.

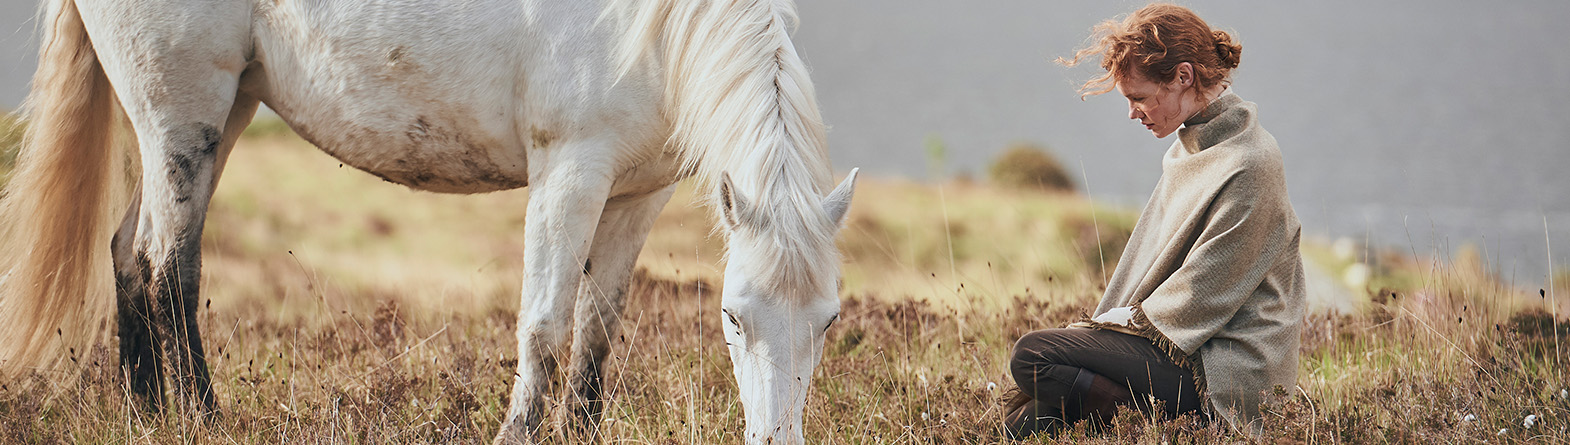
[{"left": 246, "top": 0, "right": 664, "bottom": 193}]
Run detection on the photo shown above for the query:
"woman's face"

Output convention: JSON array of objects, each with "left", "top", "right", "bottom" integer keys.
[{"left": 1116, "top": 65, "right": 1201, "bottom": 139}]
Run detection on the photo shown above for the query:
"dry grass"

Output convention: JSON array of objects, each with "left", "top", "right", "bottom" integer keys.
[{"left": 1, "top": 127, "right": 1567, "bottom": 443}]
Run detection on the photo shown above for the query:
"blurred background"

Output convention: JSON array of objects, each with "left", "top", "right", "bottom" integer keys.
[
  {"left": 2, "top": 3, "right": 1566, "bottom": 441},
  {"left": 2, "top": 0, "right": 1567, "bottom": 285}
]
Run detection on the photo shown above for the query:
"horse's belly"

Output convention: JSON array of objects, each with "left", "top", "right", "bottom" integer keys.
[
  {"left": 252, "top": 0, "right": 534, "bottom": 194},
  {"left": 255, "top": 43, "right": 532, "bottom": 193},
  {"left": 326, "top": 118, "right": 533, "bottom": 194},
  {"left": 300, "top": 114, "right": 531, "bottom": 194}
]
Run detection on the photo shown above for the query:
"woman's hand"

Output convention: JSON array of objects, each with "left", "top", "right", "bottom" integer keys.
[{"left": 1092, "top": 306, "right": 1137, "bottom": 326}]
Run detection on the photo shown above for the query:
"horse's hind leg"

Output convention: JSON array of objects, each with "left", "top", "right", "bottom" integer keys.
[
  {"left": 111, "top": 189, "right": 163, "bottom": 411},
  {"left": 561, "top": 186, "right": 675, "bottom": 441},
  {"left": 108, "top": 92, "right": 257, "bottom": 413},
  {"left": 79, "top": 1, "right": 254, "bottom": 412}
]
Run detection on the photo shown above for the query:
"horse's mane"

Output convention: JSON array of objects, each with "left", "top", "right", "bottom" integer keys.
[{"left": 607, "top": 0, "right": 838, "bottom": 298}]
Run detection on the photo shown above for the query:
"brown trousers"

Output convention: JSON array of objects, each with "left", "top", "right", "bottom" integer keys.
[{"left": 1004, "top": 327, "right": 1202, "bottom": 438}]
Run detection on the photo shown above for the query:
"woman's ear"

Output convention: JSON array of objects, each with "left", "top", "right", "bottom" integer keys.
[{"left": 1174, "top": 62, "right": 1194, "bottom": 87}]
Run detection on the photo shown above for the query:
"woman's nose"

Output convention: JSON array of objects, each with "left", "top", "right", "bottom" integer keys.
[{"left": 1128, "top": 106, "right": 1140, "bottom": 120}]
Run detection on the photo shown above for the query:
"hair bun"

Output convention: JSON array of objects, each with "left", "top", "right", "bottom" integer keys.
[{"left": 1212, "top": 30, "right": 1241, "bottom": 69}]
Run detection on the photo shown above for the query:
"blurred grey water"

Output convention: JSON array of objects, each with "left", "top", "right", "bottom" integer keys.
[{"left": 3, "top": 1, "right": 1567, "bottom": 285}]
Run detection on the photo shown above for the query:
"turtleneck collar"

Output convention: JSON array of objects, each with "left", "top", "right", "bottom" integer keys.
[{"left": 1182, "top": 87, "right": 1239, "bottom": 127}]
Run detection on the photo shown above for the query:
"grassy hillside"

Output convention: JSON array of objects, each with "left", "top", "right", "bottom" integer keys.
[{"left": 1, "top": 122, "right": 1566, "bottom": 442}]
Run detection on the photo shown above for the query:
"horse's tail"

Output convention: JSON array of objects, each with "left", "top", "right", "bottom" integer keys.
[{"left": 0, "top": 0, "right": 128, "bottom": 378}]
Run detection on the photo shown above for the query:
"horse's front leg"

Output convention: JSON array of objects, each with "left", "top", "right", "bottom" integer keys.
[
  {"left": 496, "top": 157, "right": 617, "bottom": 444},
  {"left": 560, "top": 185, "right": 675, "bottom": 441}
]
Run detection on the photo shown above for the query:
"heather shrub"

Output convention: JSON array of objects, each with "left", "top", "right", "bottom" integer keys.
[{"left": 989, "top": 142, "right": 1075, "bottom": 193}]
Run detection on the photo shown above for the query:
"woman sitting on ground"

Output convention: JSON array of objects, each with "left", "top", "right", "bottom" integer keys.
[{"left": 1004, "top": 3, "right": 1305, "bottom": 438}]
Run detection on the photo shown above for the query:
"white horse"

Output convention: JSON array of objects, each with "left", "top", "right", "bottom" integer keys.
[{"left": 0, "top": 0, "right": 855, "bottom": 443}]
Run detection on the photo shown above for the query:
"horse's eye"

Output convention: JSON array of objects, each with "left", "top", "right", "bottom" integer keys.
[
  {"left": 723, "top": 309, "right": 742, "bottom": 331},
  {"left": 823, "top": 313, "right": 839, "bottom": 333}
]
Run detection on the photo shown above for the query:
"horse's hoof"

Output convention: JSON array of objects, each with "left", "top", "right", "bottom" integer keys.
[{"left": 492, "top": 419, "right": 533, "bottom": 445}]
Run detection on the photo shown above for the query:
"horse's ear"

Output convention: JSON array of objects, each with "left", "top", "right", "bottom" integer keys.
[
  {"left": 719, "top": 172, "right": 750, "bottom": 230},
  {"left": 822, "top": 168, "right": 859, "bottom": 228}
]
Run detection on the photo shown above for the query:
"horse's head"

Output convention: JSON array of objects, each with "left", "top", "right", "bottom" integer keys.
[{"left": 715, "top": 168, "right": 858, "bottom": 444}]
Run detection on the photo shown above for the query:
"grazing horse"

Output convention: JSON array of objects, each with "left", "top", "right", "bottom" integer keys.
[{"left": 0, "top": 0, "right": 855, "bottom": 443}]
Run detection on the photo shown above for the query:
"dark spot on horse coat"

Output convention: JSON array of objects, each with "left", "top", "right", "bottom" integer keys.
[
  {"left": 583, "top": 259, "right": 592, "bottom": 275},
  {"left": 411, "top": 170, "right": 435, "bottom": 185},
  {"left": 408, "top": 117, "right": 431, "bottom": 139},
  {"left": 383, "top": 117, "right": 527, "bottom": 191},
  {"left": 530, "top": 127, "right": 556, "bottom": 150},
  {"left": 169, "top": 151, "right": 194, "bottom": 203},
  {"left": 199, "top": 125, "right": 220, "bottom": 154},
  {"left": 166, "top": 124, "right": 222, "bottom": 203}
]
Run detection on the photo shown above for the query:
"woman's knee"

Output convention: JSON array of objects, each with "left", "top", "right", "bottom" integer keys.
[
  {"left": 1011, "top": 329, "right": 1078, "bottom": 365},
  {"left": 1010, "top": 329, "right": 1084, "bottom": 384},
  {"left": 1009, "top": 330, "right": 1049, "bottom": 368}
]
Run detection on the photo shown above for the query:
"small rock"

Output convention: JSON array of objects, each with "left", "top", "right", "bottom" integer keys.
[
  {"left": 986, "top": 382, "right": 998, "bottom": 392},
  {"left": 1463, "top": 414, "right": 1477, "bottom": 422}
]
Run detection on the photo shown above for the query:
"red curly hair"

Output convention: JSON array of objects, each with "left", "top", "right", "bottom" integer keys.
[{"left": 1059, "top": 3, "right": 1242, "bottom": 98}]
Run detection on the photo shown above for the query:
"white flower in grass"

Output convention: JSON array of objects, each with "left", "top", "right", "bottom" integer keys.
[
  {"left": 1462, "top": 414, "right": 1476, "bottom": 423},
  {"left": 1497, "top": 428, "right": 1508, "bottom": 436},
  {"left": 1524, "top": 414, "right": 1538, "bottom": 429},
  {"left": 1561, "top": 388, "right": 1568, "bottom": 400},
  {"left": 1342, "top": 263, "right": 1371, "bottom": 288},
  {"left": 1332, "top": 237, "right": 1357, "bottom": 261},
  {"left": 986, "top": 382, "right": 997, "bottom": 392}
]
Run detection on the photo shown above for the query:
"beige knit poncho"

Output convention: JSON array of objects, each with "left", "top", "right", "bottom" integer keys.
[{"left": 1091, "top": 91, "right": 1305, "bottom": 433}]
